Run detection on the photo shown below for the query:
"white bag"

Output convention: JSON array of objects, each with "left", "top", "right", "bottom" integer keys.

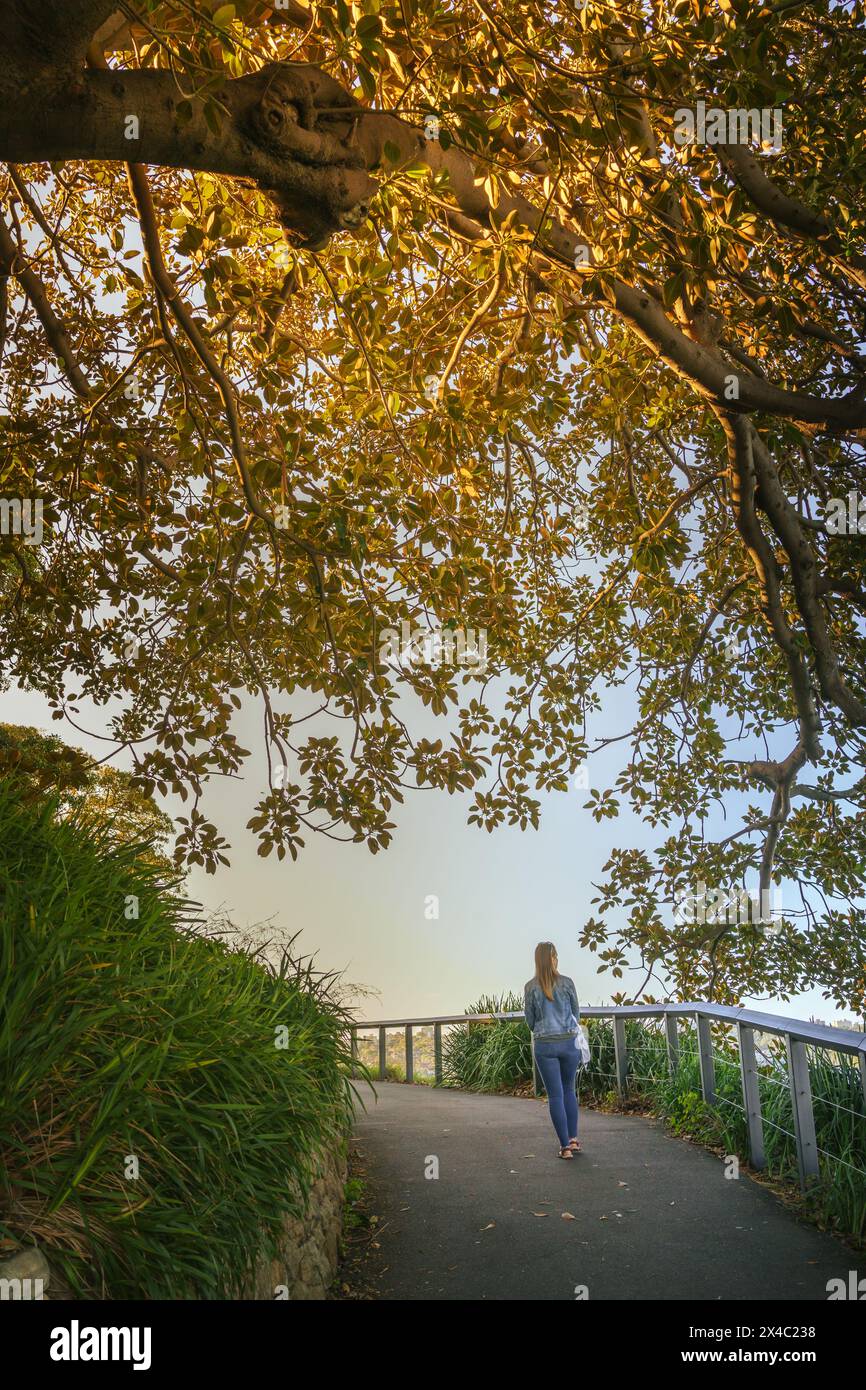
[{"left": 574, "top": 1024, "right": 591, "bottom": 1066}]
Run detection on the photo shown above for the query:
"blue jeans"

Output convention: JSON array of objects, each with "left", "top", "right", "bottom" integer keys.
[{"left": 534, "top": 1037, "right": 580, "bottom": 1147}]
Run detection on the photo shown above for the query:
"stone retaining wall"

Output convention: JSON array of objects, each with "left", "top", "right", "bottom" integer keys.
[{"left": 248, "top": 1144, "right": 347, "bottom": 1300}]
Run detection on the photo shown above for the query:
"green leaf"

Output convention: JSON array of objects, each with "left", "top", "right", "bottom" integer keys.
[{"left": 356, "top": 63, "right": 377, "bottom": 101}]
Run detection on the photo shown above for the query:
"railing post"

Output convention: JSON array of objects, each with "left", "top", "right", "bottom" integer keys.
[
  {"left": 405, "top": 1025, "right": 414, "bottom": 1083},
  {"left": 613, "top": 1015, "right": 627, "bottom": 1094},
  {"left": 786, "top": 1035, "right": 819, "bottom": 1190},
  {"left": 350, "top": 1028, "right": 358, "bottom": 1074},
  {"left": 434, "top": 1022, "right": 443, "bottom": 1084},
  {"left": 737, "top": 1023, "right": 765, "bottom": 1170},
  {"left": 665, "top": 1014, "right": 679, "bottom": 1076},
  {"left": 378, "top": 1026, "right": 387, "bottom": 1081},
  {"left": 696, "top": 1013, "right": 716, "bottom": 1105}
]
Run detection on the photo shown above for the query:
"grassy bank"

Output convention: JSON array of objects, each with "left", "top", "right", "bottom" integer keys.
[
  {"left": 442, "top": 999, "right": 866, "bottom": 1244},
  {"left": 0, "top": 782, "right": 355, "bottom": 1298}
]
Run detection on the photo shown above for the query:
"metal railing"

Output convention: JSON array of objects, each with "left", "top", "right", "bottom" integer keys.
[{"left": 349, "top": 1002, "right": 866, "bottom": 1192}]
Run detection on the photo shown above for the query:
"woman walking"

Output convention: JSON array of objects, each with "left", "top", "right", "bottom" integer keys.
[{"left": 524, "top": 942, "right": 582, "bottom": 1160}]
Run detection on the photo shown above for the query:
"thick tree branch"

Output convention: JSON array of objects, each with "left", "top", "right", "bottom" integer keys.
[
  {"left": 718, "top": 411, "right": 823, "bottom": 760},
  {"left": 748, "top": 426, "right": 866, "bottom": 726},
  {"left": 0, "top": 64, "right": 376, "bottom": 249},
  {"left": 3, "top": 0, "right": 117, "bottom": 68},
  {"left": 738, "top": 742, "right": 811, "bottom": 899},
  {"left": 718, "top": 141, "right": 866, "bottom": 293},
  {"left": 791, "top": 778, "right": 866, "bottom": 804},
  {"left": 368, "top": 119, "right": 866, "bottom": 430}
]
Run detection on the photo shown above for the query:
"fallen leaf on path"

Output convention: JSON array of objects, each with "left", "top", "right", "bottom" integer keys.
[
  {"left": 532, "top": 1211, "right": 549, "bottom": 1218},
  {"left": 480, "top": 1222, "right": 496, "bottom": 1231},
  {"left": 561, "top": 1212, "right": 576, "bottom": 1220}
]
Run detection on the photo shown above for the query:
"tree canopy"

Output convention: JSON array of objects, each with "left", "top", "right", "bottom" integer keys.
[
  {"left": 2, "top": 0, "right": 866, "bottom": 1010},
  {"left": 0, "top": 722, "right": 174, "bottom": 865}
]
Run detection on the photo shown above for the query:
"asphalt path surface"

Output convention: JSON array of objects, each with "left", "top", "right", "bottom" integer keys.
[{"left": 348, "top": 1081, "right": 854, "bottom": 1301}]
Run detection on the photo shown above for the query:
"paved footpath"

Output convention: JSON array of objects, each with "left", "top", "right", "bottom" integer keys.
[{"left": 349, "top": 1081, "right": 855, "bottom": 1301}]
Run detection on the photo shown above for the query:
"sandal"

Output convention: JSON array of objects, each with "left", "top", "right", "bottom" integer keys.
[
  {"left": 568, "top": 1138, "right": 582, "bottom": 1153},
  {"left": 558, "top": 1146, "right": 574, "bottom": 1160}
]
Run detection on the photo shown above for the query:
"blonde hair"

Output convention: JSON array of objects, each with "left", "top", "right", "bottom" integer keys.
[{"left": 534, "top": 941, "right": 559, "bottom": 1001}]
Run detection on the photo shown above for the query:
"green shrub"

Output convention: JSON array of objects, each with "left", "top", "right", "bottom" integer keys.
[
  {"left": 0, "top": 782, "right": 354, "bottom": 1298},
  {"left": 442, "top": 994, "right": 532, "bottom": 1091}
]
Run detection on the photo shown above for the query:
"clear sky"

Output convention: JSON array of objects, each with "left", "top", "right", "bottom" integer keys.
[{"left": 2, "top": 675, "right": 852, "bottom": 1030}]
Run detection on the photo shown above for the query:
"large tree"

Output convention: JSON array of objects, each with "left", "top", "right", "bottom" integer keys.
[
  {"left": 0, "top": 722, "right": 174, "bottom": 865},
  {"left": 2, "top": 0, "right": 866, "bottom": 1010}
]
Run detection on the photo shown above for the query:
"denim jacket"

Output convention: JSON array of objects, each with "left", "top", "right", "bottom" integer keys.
[{"left": 523, "top": 975, "right": 579, "bottom": 1040}]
